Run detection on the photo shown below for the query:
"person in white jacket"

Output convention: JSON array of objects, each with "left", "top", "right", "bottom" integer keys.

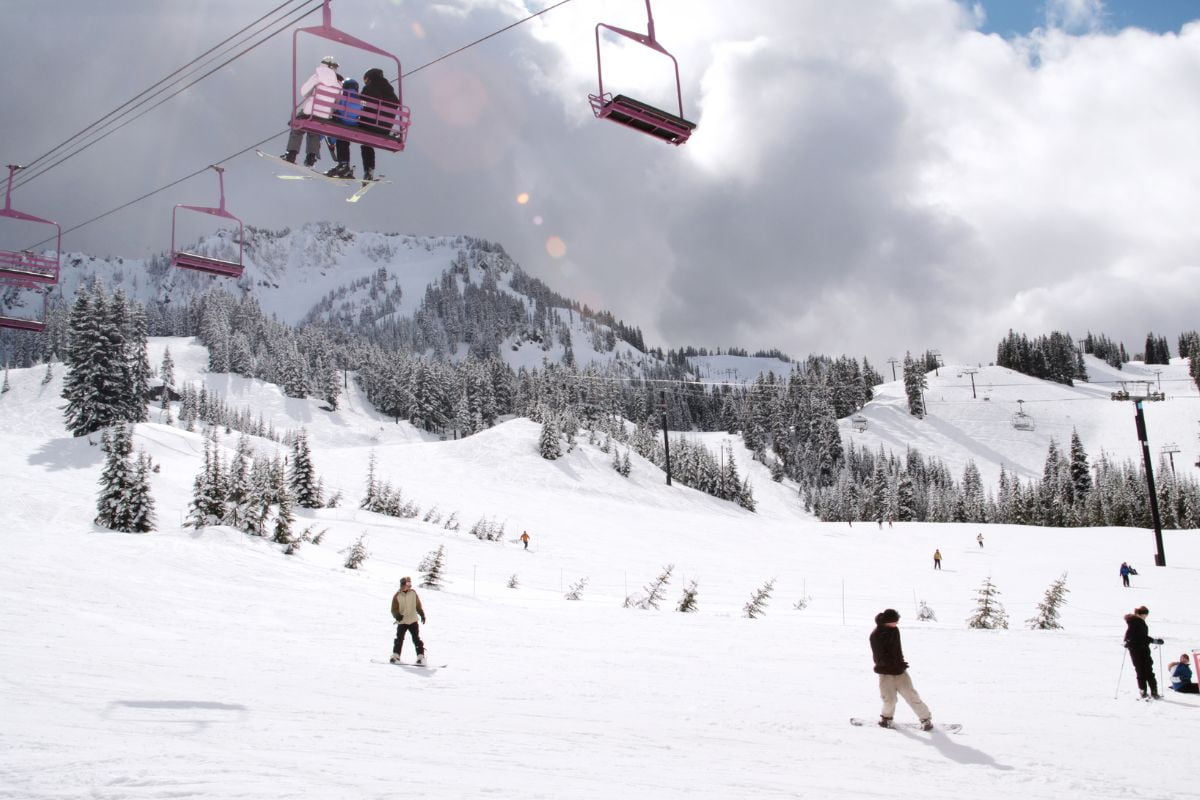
[{"left": 281, "top": 56, "right": 342, "bottom": 167}]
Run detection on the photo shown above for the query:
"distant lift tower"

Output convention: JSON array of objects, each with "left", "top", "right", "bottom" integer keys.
[{"left": 1112, "top": 385, "right": 1168, "bottom": 566}]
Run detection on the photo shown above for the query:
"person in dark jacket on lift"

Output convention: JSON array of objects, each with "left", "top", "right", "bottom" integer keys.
[
  {"left": 1124, "top": 605, "right": 1164, "bottom": 699},
  {"left": 358, "top": 67, "right": 400, "bottom": 181},
  {"left": 869, "top": 608, "right": 933, "bottom": 730}
]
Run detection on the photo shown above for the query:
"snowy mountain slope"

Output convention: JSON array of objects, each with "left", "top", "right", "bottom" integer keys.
[
  {"left": 2, "top": 340, "right": 1200, "bottom": 798},
  {"left": 843, "top": 356, "right": 1200, "bottom": 487}
]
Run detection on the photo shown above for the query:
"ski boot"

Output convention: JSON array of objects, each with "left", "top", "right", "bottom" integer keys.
[
  {"left": 878, "top": 716, "right": 893, "bottom": 729},
  {"left": 919, "top": 719, "right": 934, "bottom": 731},
  {"left": 362, "top": 169, "right": 374, "bottom": 182},
  {"left": 325, "top": 163, "right": 352, "bottom": 178},
  {"left": 389, "top": 652, "right": 402, "bottom": 664},
  {"left": 303, "top": 153, "right": 319, "bottom": 168},
  {"left": 280, "top": 150, "right": 298, "bottom": 164},
  {"left": 416, "top": 652, "right": 427, "bottom": 666}
]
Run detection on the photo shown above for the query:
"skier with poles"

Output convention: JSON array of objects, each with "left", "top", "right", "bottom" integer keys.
[{"left": 1123, "top": 605, "right": 1163, "bottom": 699}]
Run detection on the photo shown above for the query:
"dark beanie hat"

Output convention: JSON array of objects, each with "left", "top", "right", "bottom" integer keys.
[
  {"left": 1135, "top": 605, "right": 1149, "bottom": 615},
  {"left": 879, "top": 608, "right": 900, "bottom": 624}
]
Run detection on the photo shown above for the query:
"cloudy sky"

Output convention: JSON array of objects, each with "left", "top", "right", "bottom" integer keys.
[{"left": 2, "top": 0, "right": 1199, "bottom": 365}]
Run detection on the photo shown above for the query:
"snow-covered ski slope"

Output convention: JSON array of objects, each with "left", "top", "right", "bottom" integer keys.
[
  {"left": 2, "top": 338, "right": 1198, "bottom": 799},
  {"left": 842, "top": 355, "right": 1200, "bottom": 487}
]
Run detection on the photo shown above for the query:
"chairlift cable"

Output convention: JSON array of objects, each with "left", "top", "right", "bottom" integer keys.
[
  {"left": 14, "top": 1, "right": 322, "bottom": 192},
  {"left": 24, "top": 0, "right": 582, "bottom": 250}
]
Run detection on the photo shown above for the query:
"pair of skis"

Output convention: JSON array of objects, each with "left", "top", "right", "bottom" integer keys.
[{"left": 256, "top": 150, "right": 388, "bottom": 203}]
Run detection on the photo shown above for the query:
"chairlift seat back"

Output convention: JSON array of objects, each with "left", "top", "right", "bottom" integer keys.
[{"left": 170, "top": 251, "right": 244, "bottom": 279}]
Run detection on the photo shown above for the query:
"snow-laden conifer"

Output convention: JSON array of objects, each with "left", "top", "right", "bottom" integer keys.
[
  {"left": 676, "top": 580, "right": 699, "bottom": 613},
  {"left": 419, "top": 545, "right": 447, "bottom": 589},
  {"left": 743, "top": 579, "right": 776, "bottom": 619},
  {"left": 966, "top": 576, "right": 1009, "bottom": 629},
  {"left": 564, "top": 577, "right": 588, "bottom": 601},
  {"left": 344, "top": 534, "right": 369, "bottom": 569},
  {"left": 1027, "top": 573, "right": 1070, "bottom": 630}
]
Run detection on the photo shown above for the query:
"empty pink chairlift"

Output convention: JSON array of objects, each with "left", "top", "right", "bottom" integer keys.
[
  {"left": 170, "top": 165, "right": 244, "bottom": 279},
  {"left": 290, "top": 0, "right": 411, "bottom": 153},
  {"left": 588, "top": 0, "right": 696, "bottom": 145},
  {"left": 0, "top": 164, "right": 60, "bottom": 332}
]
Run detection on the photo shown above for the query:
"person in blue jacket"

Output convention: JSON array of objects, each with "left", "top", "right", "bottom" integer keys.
[
  {"left": 324, "top": 78, "right": 364, "bottom": 178},
  {"left": 1119, "top": 562, "right": 1131, "bottom": 588},
  {"left": 1167, "top": 653, "right": 1198, "bottom": 694}
]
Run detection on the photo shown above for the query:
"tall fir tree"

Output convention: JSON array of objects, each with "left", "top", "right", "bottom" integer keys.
[{"left": 288, "top": 429, "right": 323, "bottom": 508}]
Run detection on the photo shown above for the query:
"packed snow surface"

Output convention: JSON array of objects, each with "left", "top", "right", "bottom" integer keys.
[{"left": 2, "top": 339, "right": 1198, "bottom": 799}]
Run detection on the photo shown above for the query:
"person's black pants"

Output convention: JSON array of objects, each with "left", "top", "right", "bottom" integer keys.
[
  {"left": 1130, "top": 648, "right": 1157, "bottom": 693},
  {"left": 394, "top": 622, "right": 424, "bottom": 656},
  {"left": 1172, "top": 684, "right": 1199, "bottom": 694}
]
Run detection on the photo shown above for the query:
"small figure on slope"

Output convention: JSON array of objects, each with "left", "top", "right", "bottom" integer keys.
[
  {"left": 933, "top": 549, "right": 942, "bottom": 570},
  {"left": 1123, "top": 605, "right": 1163, "bottom": 699},
  {"left": 520, "top": 531, "right": 530, "bottom": 550},
  {"left": 869, "top": 608, "right": 934, "bottom": 730},
  {"left": 1167, "top": 653, "right": 1198, "bottom": 694},
  {"left": 1119, "top": 562, "right": 1131, "bottom": 588},
  {"left": 976, "top": 532, "right": 984, "bottom": 549},
  {"left": 391, "top": 576, "right": 427, "bottom": 665}
]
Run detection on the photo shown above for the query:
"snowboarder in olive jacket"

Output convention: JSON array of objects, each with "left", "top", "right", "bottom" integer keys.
[
  {"left": 391, "top": 576, "right": 427, "bottom": 665},
  {"left": 870, "top": 608, "right": 933, "bottom": 729}
]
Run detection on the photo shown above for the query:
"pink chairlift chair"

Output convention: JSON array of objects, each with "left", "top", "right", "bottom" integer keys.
[
  {"left": 289, "top": 0, "right": 411, "bottom": 153},
  {"left": 587, "top": 0, "right": 696, "bottom": 146},
  {"left": 170, "top": 165, "right": 245, "bottom": 279},
  {"left": 0, "top": 164, "right": 59, "bottom": 331}
]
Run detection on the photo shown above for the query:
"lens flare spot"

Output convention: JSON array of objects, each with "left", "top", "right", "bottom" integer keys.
[
  {"left": 411, "top": 21, "right": 426, "bottom": 37},
  {"left": 532, "top": 215, "right": 544, "bottom": 226},
  {"left": 545, "top": 236, "right": 567, "bottom": 258},
  {"left": 516, "top": 192, "right": 530, "bottom": 205}
]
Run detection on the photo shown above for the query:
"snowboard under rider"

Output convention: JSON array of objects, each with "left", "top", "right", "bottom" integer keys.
[
  {"left": 1123, "top": 605, "right": 1163, "bottom": 699},
  {"left": 869, "top": 608, "right": 933, "bottom": 730},
  {"left": 391, "top": 576, "right": 427, "bottom": 665}
]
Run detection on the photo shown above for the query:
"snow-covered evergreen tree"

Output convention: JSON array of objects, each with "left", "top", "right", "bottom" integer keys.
[
  {"left": 273, "top": 489, "right": 296, "bottom": 545},
  {"left": 1027, "top": 573, "right": 1070, "bottom": 630},
  {"left": 966, "top": 576, "right": 1009, "bottom": 629},
  {"left": 917, "top": 600, "right": 936, "bottom": 622},
  {"left": 94, "top": 424, "right": 154, "bottom": 533},
  {"left": 743, "top": 578, "right": 776, "bottom": 619},
  {"left": 419, "top": 545, "right": 447, "bottom": 589},
  {"left": 564, "top": 576, "right": 588, "bottom": 601},
  {"left": 344, "top": 534, "right": 369, "bottom": 569},
  {"left": 676, "top": 580, "right": 699, "bottom": 613},
  {"left": 539, "top": 414, "right": 562, "bottom": 460},
  {"left": 902, "top": 352, "right": 927, "bottom": 419},
  {"left": 636, "top": 564, "right": 674, "bottom": 610},
  {"left": 288, "top": 429, "right": 323, "bottom": 508}
]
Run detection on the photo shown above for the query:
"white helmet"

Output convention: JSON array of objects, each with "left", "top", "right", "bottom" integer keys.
[{"left": 320, "top": 56, "right": 339, "bottom": 68}]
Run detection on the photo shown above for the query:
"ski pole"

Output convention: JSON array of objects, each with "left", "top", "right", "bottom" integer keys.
[{"left": 1114, "top": 647, "right": 1127, "bottom": 700}]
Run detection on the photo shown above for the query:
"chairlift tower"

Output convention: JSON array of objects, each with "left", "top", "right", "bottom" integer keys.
[
  {"left": 852, "top": 414, "right": 867, "bottom": 433},
  {"left": 1161, "top": 443, "right": 1180, "bottom": 474},
  {"left": 963, "top": 368, "right": 978, "bottom": 399},
  {"left": 886, "top": 357, "right": 899, "bottom": 382},
  {"left": 1111, "top": 386, "right": 1167, "bottom": 566}
]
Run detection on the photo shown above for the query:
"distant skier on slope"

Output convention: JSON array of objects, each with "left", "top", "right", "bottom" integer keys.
[
  {"left": 1123, "top": 605, "right": 1163, "bottom": 699},
  {"left": 391, "top": 576, "right": 427, "bottom": 665},
  {"left": 520, "top": 531, "right": 530, "bottom": 550},
  {"left": 976, "top": 533, "right": 984, "bottom": 549},
  {"left": 1120, "top": 562, "right": 1132, "bottom": 588},
  {"left": 869, "top": 608, "right": 934, "bottom": 730},
  {"left": 933, "top": 549, "right": 942, "bottom": 570}
]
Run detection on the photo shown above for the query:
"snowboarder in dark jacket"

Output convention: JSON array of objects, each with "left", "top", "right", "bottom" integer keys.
[
  {"left": 869, "top": 608, "right": 933, "bottom": 729},
  {"left": 1124, "top": 605, "right": 1163, "bottom": 699}
]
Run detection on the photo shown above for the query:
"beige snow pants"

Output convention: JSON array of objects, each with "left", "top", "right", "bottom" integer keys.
[{"left": 878, "top": 671, "right": 931, "bottom": 720}]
